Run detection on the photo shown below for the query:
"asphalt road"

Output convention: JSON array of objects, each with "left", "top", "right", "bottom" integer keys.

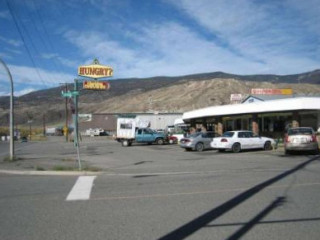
[{"left": 0, "top": 137, "right": 320, "bottom": 240}]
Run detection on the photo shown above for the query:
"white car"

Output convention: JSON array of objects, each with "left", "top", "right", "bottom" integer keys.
[{"left": 211, "top": 130, "right": 275, "bottom": 153}]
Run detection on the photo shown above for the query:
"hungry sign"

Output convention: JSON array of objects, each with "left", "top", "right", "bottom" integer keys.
[{"left": 78, "top": 65, "right": 113, "bottom": 78}]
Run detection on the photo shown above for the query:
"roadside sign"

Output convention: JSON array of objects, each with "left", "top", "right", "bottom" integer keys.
[
  {"left": 251, "top": 88, "right": 293, "bottom": 95},
  {"left": 61, "top": 91, "right": 79, "bottom": 98},
  {"left": 230, "top": 94, "right": 243, "bottom": 101},
  {"left": 78, "top": 59, "right": 113, "bottom": 78},
  {"left": 83, "top": 81, "right": 110, "bottom": 90}
]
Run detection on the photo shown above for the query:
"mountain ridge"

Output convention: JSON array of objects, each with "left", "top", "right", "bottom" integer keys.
[{"left": 0, "top": 69, "right": 320, "bottom": 126}]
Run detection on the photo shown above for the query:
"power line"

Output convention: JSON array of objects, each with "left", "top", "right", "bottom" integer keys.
[
  {"left": 30, "top": 0, "right": 64, "bottom": 75},
  {"left": 5, "top": 0, "right": 48, "bottom": 88}
]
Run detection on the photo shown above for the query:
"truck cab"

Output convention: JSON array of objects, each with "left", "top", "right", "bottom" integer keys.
[{"left": 136, "top": 128, "right": 166, "bottom": 145}]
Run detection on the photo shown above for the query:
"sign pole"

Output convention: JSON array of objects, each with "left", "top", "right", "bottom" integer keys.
[{"left": 62, "top": 58, "right": 113, "bottom": 171}]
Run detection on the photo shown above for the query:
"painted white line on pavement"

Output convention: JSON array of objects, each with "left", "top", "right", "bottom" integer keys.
[{"left": 66, "top": 176, "right": 96, "bottom": 201}]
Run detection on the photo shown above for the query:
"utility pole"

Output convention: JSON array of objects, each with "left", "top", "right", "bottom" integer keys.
[
  {"left": 61, "top": 81, "right": 81, "bottom": 170},
  {"left": 28, "top": 120, "right": 32, "bottom": 140},
  {"left": 0, "top": 58, "right": 14, "bottom": 160},
  {"left": 65, "top": 83, "right": 69, "bottom": 142},
  {"left": 43, "top": 114, "right": 46, "bottom": 136},
  {"left": 74, "top": 79, "right": 81, "bottom": 170}
]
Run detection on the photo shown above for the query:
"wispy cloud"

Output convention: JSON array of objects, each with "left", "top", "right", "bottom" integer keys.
[
  {"left": 40, "top": 53, "right": 79, "bottom": 68},
  {"left": 0, "top": 88, "right": 36, "bottom": 97},
  {"left": 0, "top": 10, "right": 10, "bottom": 20},
  {"left": 0, "top": 36, "right": 23, "bottom": 47},
  {"left": 64, "top": 13, "right": 319, "bottom": 78},
  {"left": 0, "top": 52, "right": 12, "bottom": 59},
  {"left": 64, "top": 22, "right": 267, "bottom": 78},
  {"left": 0, "top": 64, "right": 75, "bottom": 91},
  {"left": 166, "top": 0, "right": 320, "bottom": 73},
  {"left": 15, "top": 88, "right": 37, "bottom": 96},
  {"left": 1, "top": 0, "right": 319, "bottom": 99}
]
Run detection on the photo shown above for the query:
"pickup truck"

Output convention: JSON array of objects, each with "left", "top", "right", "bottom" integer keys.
[
  {"left": 119, "top": 128, "right": 167, "bottom": 146},
  {"left": 116, "top": 117, "right": 167, "bottom": 146}
]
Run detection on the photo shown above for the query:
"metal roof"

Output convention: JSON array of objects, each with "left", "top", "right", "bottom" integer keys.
[
  {"left": 182, "top": 97, "right": 320, "bottom": 120},
  {"left": 242, "top": 94, "right": 294, "bottom": 102}
]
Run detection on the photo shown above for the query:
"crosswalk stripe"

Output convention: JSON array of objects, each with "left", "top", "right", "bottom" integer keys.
[{"left": 66, "top": 176, "right": 96, "bottom": 201}]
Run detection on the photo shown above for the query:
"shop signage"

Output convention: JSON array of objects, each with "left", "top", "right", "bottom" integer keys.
[
  {"left": 251, "top": 88, "right": 292, "bottom": 95},
  {"left": 83, "top": 81, "right": 110, "bottom": 90},
  {"left": 78, "top": 59, "right": 113, "bottom": 78},
  {"left": 79, "top": 114, "right": 92, "bottom": 122},
  {"left": 230, "top": 94, "right": 243, "bottom": 101}
]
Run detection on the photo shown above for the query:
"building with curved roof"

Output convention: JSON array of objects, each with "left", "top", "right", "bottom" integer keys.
[{"left": 182, "top": 96, "right": 320, "bottom": 137}]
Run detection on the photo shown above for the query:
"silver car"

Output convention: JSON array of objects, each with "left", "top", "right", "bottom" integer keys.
[
  {"left": 284, "top": 127, "right": 319, "bottom": 154},
  {"left": 180, "top": 131, "right": 220, "bottom": 152}
]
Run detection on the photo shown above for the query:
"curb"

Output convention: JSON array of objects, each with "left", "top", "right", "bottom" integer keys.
[{"left": 0, "top": 169, "right": 103, "bottom": 176}]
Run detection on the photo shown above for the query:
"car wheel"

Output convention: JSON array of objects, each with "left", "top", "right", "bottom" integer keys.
[
  {"left": 195, "top": 143, "right": 204, "bottom": 152},
  {"left": 122, "top": 140, "right": 129, "bottom": 147},
  {"left": 264, "top": 141, "right": 272, "bottom": 151},
  {"left": 156, "top": 138, "right": 164, "bottom": 145},
  {"left": 232, "top": 143, "right": 241, "bottom": 153}
]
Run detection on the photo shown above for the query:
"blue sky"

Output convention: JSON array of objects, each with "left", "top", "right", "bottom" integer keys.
[{"left": 0, "top": 0, "right": 319, "bottom": 96}]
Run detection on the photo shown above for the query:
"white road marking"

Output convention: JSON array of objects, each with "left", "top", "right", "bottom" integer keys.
[{"left": 66, "top": 176, "right": 96, "bottom": 201}]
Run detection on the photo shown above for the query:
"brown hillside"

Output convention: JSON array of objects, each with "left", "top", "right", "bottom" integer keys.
[
  {"left": 82, "top": 78, "right": 320, "bottom": 113},
  {"left": 0, "top": 78, "right": 319, "bottom": 126}
]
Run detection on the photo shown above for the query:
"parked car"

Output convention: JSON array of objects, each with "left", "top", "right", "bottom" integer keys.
[
  {"left": 99, "top": 131, "right": 109, "bottom": 136},
  {"left": 168, "top": 135, "right": 178, "bottom": 144},
  {"left": 180, "top": 131, "right": 220, "bottom": 151},
  {"left": 284, "top": 127, "right": 319, "bottom": 154},
  {"left": 211, "top": 130, "right": 275, "bottom": 153}
]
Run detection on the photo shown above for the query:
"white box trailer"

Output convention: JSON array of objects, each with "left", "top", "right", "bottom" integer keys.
[
  {"left": 116, "top": 117, "right": 150, "bottom": 139},
  {"left": 46, "top": 127, "right": 56, "bottom": 136}
]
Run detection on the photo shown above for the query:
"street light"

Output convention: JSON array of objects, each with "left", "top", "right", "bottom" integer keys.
[{"left": 0, "top": 58, "right": 14, "bottom": 160}]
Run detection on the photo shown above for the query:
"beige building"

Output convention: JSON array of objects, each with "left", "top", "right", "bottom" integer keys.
[{"left": 79, "top": 112, "right": 183, "bottom": 134}]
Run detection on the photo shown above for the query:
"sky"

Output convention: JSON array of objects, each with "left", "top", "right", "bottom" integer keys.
[{"left": 0, "top": 0, "right": 319, "bottom": 96}]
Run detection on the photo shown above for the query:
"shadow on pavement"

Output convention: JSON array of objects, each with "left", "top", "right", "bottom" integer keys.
[
  {"left": 225, "top": 196, "right": 286, "bottom": 240},
  {"left": 158, "top": 155, "right": 320, "bottom": 240},
  {"left": 206, "top": 217, "right": 320, "bottom": 227}
]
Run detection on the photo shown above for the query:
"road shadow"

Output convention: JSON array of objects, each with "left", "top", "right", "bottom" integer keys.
[
  {"left": 158, "top": 155, "right": 320, "bottom": 240},
  {"left": 225, "top": 197, "right": 286, "bottom": 240},
  {"left": 206, "top": 217, "right": 320, "bottom": 227}
]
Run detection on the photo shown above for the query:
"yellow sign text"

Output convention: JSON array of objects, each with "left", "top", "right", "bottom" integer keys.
[{"left": 83, "top": 81, "right": 110, "bottom": 90}]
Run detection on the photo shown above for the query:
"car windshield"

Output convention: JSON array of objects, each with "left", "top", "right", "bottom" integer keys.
[
  {"left": 288, "top": 128, "right": 313, "bottom": 135},
  {"left": 222, "top": 131, "right": 235, "bottom": 137}
]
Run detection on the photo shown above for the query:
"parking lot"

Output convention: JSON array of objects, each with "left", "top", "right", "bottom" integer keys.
[
  {"left": 0, "top": 136, "right": 318, "bottom": 174},
  {"left": 1, "top": 137, "right": 320, "bottom": 240}
]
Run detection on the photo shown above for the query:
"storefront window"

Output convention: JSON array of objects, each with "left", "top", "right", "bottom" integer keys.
[
  {"left": 226, "top": 120, "right": 233, "bottom": 131},
  {"left": 235, "top": 119, "right": 242, "bottom": 130}
]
